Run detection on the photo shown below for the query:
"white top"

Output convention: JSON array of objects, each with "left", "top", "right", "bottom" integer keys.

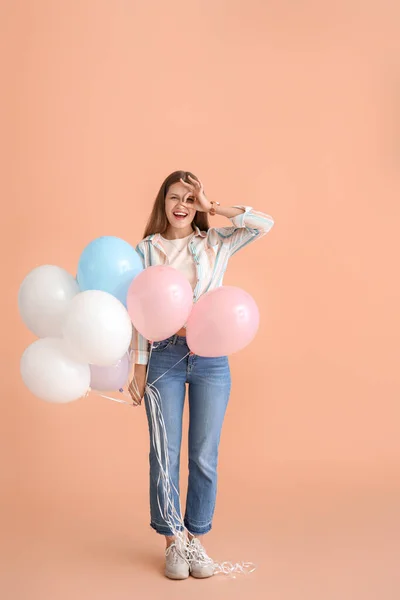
[{"left": 161, "top": 233, "right": 197, "bottom": 290}]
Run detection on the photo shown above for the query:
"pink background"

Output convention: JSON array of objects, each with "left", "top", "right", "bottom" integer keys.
[{"left": 2, "top": 1, "right": 399, "bottom": 598}]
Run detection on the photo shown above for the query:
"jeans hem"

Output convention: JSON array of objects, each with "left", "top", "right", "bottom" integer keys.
[
  {"left": 150, "top": 521, "right": 185, "bottom": 536},
  {"left": 184, "top": 519, "right": 213, "bottom": 535}
]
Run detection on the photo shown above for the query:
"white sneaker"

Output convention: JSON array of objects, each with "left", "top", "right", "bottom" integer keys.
[
  {"left": 165, "top": 541, "right": 190, "bottom": 580},
  {"left": 187, "top": 537, "right": 215, "bottom": 578}
]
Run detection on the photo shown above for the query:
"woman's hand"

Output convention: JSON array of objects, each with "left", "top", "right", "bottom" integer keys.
[
  {"left": 128, "top": 364, "right": 147, "bottom": 406},
  {"left": 180, "top": 175, "right": 212, "bottom": 213}
]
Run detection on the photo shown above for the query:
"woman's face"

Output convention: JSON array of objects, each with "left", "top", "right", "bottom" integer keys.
[{"left": 164, "top": 182, "right": 196, "bottom": 230}]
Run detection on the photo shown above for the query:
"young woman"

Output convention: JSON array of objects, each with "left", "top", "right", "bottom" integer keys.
[{"left": 128, "top": 170, "right": 274, "bottom": 580}]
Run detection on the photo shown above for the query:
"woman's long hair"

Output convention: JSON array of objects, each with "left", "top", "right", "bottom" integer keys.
[{"left": 143, "top": 171, "right": 210, "bottom": 239}]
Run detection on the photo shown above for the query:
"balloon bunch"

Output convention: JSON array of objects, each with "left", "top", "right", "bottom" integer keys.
[
  {"left": 19, "top": 237, "right": 142, "bottom": 404},
  {"left": 19, "top": 236, "right": 260, "bottom": 404}
]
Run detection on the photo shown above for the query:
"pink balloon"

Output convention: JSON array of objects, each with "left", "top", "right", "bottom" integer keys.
[
  {"left": 90, "top": 353, "right": 131, "bottom": 391},
  {"left": 186, "top": 286, "right": 260, "bottom": 357},
  {"left": 127, "top": 266, "right": 193, "bottom": 342}
]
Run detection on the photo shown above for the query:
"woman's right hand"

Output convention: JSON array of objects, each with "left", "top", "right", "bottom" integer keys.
[{"left": 128, "top": 364, "right": 147, "bottom": 406}]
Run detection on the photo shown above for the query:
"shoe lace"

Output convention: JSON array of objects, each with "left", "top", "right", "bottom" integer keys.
[
  {"left": 166, "top": 542, "right": 188, "bottom": 565},
  {"left": 187, "top": 538, "right": 214, "bottom": 566}
]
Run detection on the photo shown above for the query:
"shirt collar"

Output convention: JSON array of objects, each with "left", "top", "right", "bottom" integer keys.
[{"left": 193, "top": 225, "right": 207, "bottom": 238}]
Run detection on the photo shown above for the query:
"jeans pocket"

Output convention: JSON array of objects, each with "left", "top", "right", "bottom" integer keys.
[{"left": 152, "top": 339, "right": 173, "bottom": 353}]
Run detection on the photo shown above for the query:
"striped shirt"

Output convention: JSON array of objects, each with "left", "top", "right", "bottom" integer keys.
[{"left": 132, "top": 205, "right": 274, "bottom": 364}]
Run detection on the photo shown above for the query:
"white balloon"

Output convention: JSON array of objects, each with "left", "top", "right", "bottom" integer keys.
[
  {"left": 20, "top": 338, "right": 90, "bottom": 403},
  {"left": 18, "top": 265, "right": 79, "bottom": 337},
  {"left": 62, "top": 290, "right": 132, "bottom": 366}
]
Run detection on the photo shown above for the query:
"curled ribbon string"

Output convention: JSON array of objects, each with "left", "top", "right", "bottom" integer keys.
[
  {"left": 145, "top": 380, "right": 256, "bottom": 576},
  {"left": 90, "top": 389, "right": 138, "bottom": 407}
]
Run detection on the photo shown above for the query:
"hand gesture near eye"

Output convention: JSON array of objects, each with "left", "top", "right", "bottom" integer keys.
[{"left": 180, "top": 175, "right": 213, "bottom": 213}]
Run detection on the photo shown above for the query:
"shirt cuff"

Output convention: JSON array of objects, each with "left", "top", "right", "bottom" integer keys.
[{"left": 230, "top": 205, "right": 253, "bottom": 228}]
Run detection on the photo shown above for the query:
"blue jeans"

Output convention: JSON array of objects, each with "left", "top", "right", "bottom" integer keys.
[{"left": 143, "top": 335, "right": 231, "bottom": 536}]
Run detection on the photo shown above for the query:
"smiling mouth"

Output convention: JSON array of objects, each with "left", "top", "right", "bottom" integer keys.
[{"left": 173, "top": 211, "right": 188, "bottom": 219}]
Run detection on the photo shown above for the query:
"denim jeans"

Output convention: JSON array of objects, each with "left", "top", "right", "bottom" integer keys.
[{"left": 143, "top": 335, "right": 231, "bottom": 536}]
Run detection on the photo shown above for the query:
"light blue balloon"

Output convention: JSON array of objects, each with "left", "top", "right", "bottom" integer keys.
[{"left": 77, "top": 236, "right": 143, "bottom": 306}]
